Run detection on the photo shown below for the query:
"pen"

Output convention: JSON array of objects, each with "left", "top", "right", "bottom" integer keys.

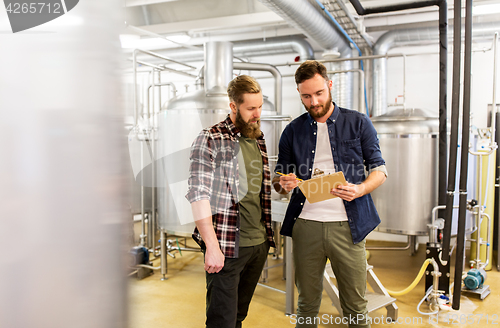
[{"left": 276, "top": 172, "right": 303, "bottom": 182}]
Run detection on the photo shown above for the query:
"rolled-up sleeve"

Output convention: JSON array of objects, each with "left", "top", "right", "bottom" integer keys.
[
  {"left": 360, "top": 115, "right": 386, "bottom": 172},
  {"left": 186, "top": 130, "right": 216, "bottom": 203}
]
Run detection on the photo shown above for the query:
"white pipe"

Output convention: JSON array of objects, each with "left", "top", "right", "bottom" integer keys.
[
  {"left": 136, "top": 36, "right": 315, "bottom": 63},
  {"left": 491, "top": 32, "right": 498, "bottom": 134},
  {"left": 373, "top": 22, "right": 500, "bottom": 117},
  {"left": 328, "top": 69, "right": 364, "bottom": 113},
  {"left": 233, "top": 62, "right": 282, "bottom": 115}
]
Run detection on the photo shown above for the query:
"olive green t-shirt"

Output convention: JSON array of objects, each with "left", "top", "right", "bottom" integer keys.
[{"left": 237, "top": 136, "right": 266, "bottom": 247}]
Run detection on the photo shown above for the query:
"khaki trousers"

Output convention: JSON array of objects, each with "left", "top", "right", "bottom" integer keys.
[{"left": 292, "top": 218, "right": 370, "bottom": 328}]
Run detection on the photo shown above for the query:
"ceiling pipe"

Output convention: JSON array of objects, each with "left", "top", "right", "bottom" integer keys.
[
  {"left": 233, "top": 61, "right": 283, "bottom": 155},
  {"left": 258, "top": 0, "right": 354, "bottom": 108},
  {"left": 233, "top": 62, "right": 282, "bottom": 116},
  {"left": 137, "top": 36, "right": 315, "bottom": 62},
  {"left": 349, "top": 0, "right": 442, "bottom": 15}
]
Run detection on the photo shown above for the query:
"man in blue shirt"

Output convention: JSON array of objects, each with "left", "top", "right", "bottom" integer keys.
[{"left": 273, "top": 60, "right": 387, "bottom": 328}]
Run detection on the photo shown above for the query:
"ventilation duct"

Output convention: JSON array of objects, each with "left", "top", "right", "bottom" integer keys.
[
  {"left": 204, "top": 41, "right": 233, "bottom": 96},
  {"left": 258, "top": 0, "right": 355, "bottom": 108}
]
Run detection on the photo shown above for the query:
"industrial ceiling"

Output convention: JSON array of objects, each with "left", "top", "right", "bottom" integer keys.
[{"left": 122, "top": 0, "right": 500, "bottom": 54}]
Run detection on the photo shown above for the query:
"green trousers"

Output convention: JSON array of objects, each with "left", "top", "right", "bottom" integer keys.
[{"left": 292, "top": 219, "right": 370, "bottom": 328}]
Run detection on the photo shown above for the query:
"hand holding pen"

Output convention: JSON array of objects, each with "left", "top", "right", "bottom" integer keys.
[{"left": 276, "top": 172, "right": 302, "bottom": 193}]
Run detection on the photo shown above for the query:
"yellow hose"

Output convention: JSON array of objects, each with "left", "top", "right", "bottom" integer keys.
[{"left": 385, "top": 258, "right": 433, "bottom": 296}]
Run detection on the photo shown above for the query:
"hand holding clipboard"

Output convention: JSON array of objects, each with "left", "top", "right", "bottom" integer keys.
[{"left": 297, "top": 171, "right": 348, "bottom": 203}]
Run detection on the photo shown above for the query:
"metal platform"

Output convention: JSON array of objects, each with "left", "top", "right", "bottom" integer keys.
[
  {"left": 462, "top": 285, "right": 491, "bottom": 300},
  {"left": 323, "top": 264, "right": 398, "bottom": 321}
]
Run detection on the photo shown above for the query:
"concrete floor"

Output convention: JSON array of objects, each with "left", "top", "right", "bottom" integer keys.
[{"left": 128, "top": 238, "right": 500, "bottom": 328}]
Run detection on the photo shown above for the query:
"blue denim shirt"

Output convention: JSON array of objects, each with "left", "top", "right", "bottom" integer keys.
[{"left": 275, "top": 103, "right": 385, "bottom": 244}]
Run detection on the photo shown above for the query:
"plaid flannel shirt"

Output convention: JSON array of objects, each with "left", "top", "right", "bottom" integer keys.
[{"left": 186, "top": 116, "right": 275, "bottom": 258}]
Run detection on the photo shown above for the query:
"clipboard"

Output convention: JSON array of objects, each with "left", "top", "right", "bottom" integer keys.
[{"left": 298, "top": 171, "right": 348, "bottom": 204}]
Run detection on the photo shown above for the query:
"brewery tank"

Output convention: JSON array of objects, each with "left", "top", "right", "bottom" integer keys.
[
  {"left": 156, "top": 41, "right": 277, "bottom": 234},
  {"left": 371, "top": 108, "right": 439, "bottom": 235}
]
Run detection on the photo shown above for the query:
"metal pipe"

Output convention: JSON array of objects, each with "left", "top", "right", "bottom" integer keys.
[
  {"left": 260, "top": 115, "right": 292, "bottom": 121},
  {"left": 232, "top": 36, "right": 314, "bottom": 60},
  {"left": 491, "top": 33, "right": 498, "bottom": 142},
  {"left": 442, "top": 0, "right": 462, "bottom": 264},
  {"left": 258, "top": 0, "right": 353, "bottom": 107},
  {"left": 135, "top": 60, "right": 163, "bottom": 71},
  {"left": 151, "top": 71, "right": 160, "bottom": 252},
  {"left": 348, "top": 0, "right": 440, "bottom": 15},
  {"left": 474, "top": 170, "right": 482, "bottom": 269},
  {"left": 469, "top": 146, "right": 497, "bottom": 156},
  {"left": 402, "top": 54, "right": 407, "bottom": 109},
  {"left": 137, "top": 264, "right": 160, "bottom": 270},
  {"left": 148, "top": 82, "right": 178, "bottom": 103},
  {"left": 438, "top": 0, "right": 448, "bottom": 222},
  {"left": 453, "top": 0, "right": 473, "bottom": 310},
  {"left": 132, "top": 58, "right": 197, "bottom": 78},
  {"left": 233, "top": 62, "right": 282, "bottom": 115},
  {"left": 328, "top": 69, "right": 365, "bottom": 112},
  {"left": 160, "top": 229, "right": 167, "bottom": 280},
  {"left": 481, "top": 212, "right": 491, "bottom": 269},
  {"left": 135, "top": 49, "right": 196, "bottom": 70},
  {"left": 276, "top": 53, "right": 407, "bottom": 66},
  {"left": 476, "top": 208, "right": 483, "bottom": 268},
  {"left": 366, "top": 237, "right": 411, "bottom": 251},
  {"left": 159, "top": 65, "right": 197, "bottom": 78},
  {"left": 205, "top": 42, "right": 233, "bottom": 96},
  {"left": 257, "top": 283, "right": 286, "bottom": 294},
  {"left": 133, "top": 52, "right": 138, "bottom": 126},
  {"left": 262, "top": 262, "right": 285, "bottom": 270},
  {"left": 285, "top": 236, "right": 294, "bottom": 315},
  {"left": 497, "top": 117, "right": 500, "bottom": 271},
  {"left": 259, "top": 0, "right": 351, "bottom": 52},
  {"left": 140, "top": 146, "right": 146, "bottom": 247},
  {"left": 233, "top": 61, "right": 283, "bottom": 159},
  {"left": 469, "top": 207, "right": 492, "bottom": 270},
  {"left": 495, "top": 33, "right": 500, "bottom": 270},
  {"left": 136, "top": 36, "right": 315, "bottom": 63},
  {"left": 429, "top": 257, "right": 442, "bottom": 312},
  {"left": 430, "top": 204, "right": 460, "bottom": 243},
  {"left": 146, "top": 70, "right": 154, "bottom": 250},
  {"left": 372, "top": 21, "right": 500, "bottom": 117}
]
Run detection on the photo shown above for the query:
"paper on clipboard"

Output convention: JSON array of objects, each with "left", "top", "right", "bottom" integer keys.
[{"left": 298, "top": 171, "right": 348, "bottom": 204}]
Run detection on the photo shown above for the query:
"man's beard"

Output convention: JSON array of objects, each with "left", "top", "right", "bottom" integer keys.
[
  {"left": 235, "top": 108, "right": 262, "bottom": 139},
  {"left": 302, "top": 90, "right": 332, "bottom": 119}
]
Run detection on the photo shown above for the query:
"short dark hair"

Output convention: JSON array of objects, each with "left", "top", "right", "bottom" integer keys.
[
  {"left": 227, "top": 75, "right": 261, "bottom": 105},
  {"left": 294, "top": 60, "right": 329, "bottom": 85}
]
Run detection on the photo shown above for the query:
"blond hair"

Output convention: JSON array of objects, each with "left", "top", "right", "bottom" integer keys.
[{"left": 227, "top": 75, "right": 261, "bottom": 105}]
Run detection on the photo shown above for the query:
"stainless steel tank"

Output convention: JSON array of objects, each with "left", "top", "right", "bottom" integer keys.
[
  {"left": 157, "top": 42, "right": 277, "bottom": 233},
  {"left": 371, "top": 108, "right": 439, "bottom": 235},
  {"left": 0, "top": 1, "right": 127, "bottom": 327}
]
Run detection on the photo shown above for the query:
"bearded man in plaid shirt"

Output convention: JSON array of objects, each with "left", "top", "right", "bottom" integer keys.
[{"left": 186, "top": 75, "right": 275, "bottom": 328}]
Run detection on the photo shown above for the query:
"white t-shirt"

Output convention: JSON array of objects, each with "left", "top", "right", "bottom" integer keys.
[{"left": 299, "top": 121, "right": 348, "bottom": 222}]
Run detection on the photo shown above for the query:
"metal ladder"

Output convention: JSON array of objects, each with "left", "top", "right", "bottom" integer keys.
[{"left": 323, "top": 264, "right": 398, "bottom": 321}]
